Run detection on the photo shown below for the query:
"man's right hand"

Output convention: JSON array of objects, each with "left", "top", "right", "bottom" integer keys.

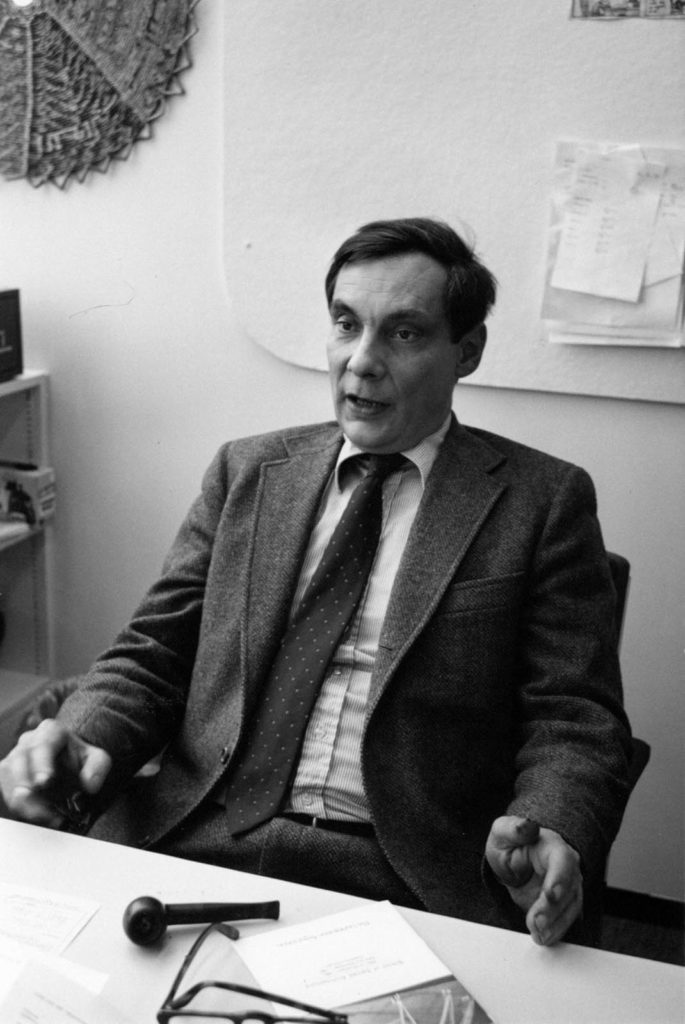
[{"left": 0, "top": 719, "right": 111, "bottom": 829}]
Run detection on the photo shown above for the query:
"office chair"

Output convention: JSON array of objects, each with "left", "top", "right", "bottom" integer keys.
[{"left": 606, "top": 551, "right": 651, "bottom": 792}]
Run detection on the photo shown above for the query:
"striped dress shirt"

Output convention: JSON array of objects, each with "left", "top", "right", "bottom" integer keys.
[{"left": 285, "top": 415, "right": 450, "bottom": 822}]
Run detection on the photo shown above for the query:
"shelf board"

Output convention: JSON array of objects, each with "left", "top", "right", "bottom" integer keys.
[
  {"left": 0, "top": 371, "right": 47, "bottom": 400},
  {"left": 0, "top": 521, "right": 37, "bottom": 554}
]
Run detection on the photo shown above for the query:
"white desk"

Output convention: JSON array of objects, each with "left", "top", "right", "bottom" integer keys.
[{"left": 1, "top": 818, "right": 682, "bottom": 1024}]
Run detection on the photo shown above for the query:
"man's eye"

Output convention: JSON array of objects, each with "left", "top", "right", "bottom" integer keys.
[
  {"left": 335, "top": 318, "right": 356, "bottom": 333},
  {"left": 394, "top": 327, "right": 418, "bottom": 342}
]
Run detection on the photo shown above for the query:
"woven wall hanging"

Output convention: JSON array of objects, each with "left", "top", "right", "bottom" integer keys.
[{"left": 0, "top": 0, "right": 199, "bottom": 188}]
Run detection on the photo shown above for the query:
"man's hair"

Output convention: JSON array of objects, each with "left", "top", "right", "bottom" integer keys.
[{"left": 325, "top": 217, "right": 497, "bottom": 343}]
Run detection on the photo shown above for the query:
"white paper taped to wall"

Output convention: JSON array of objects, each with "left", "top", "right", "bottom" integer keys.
[
  {"left": 542, "top": 141, "right": 685, "bottom": 347},
  {"left": 550, "top": 150, "right": 663, "bottom": 302}
]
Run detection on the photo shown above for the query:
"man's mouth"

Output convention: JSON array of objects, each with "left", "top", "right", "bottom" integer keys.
[{"left": 345, "top": 394, "right": 389, "bottom": 411}]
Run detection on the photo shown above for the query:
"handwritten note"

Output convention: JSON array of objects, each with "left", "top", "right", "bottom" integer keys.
[
  {"left": 0, "top": 883, "right": 99, "bottom": 954},
  {"left": 550, "top": 149, "right": 663, "bottom": 302},
  {"left": 0, "top": 887, "right": 122, "bottom": 1023}
]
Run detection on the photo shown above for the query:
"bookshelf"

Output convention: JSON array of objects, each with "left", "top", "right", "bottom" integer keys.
[{"left": 0, "top": 372, "right": 53, "bottom": 759}]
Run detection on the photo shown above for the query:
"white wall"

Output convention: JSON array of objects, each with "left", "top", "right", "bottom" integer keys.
[
  {"left": 222, "top": 0, "right": 685, "bottom": 402},
  {"left": 0, "top": 2, "right": 682, "bottom": 901}
]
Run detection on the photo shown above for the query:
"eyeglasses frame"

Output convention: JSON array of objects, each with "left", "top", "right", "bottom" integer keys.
[{"left": 157, "top": 920, "right": 349, "bottom": 1024}]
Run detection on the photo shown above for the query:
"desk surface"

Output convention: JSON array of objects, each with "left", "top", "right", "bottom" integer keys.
[{"left": 1, "top": 819, "right": 682, "bottom": 1024}]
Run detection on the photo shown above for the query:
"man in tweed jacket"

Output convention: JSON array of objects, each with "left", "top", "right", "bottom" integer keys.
[{"left": 1, "top": 218, "right": 631, "bottom": 945}]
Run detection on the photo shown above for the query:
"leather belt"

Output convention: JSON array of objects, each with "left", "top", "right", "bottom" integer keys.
[{"left": 280, "top": 812, "right": 375, "bottom": 838}]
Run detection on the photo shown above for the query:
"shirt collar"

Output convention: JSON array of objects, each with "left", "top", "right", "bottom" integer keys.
[{"left": 335, "top": 412, "right": 452, "bottom": 491}]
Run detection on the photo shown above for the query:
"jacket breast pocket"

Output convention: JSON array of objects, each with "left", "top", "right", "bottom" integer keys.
[
  {"left": 414, "top": 571, "right": 527, "bottom": 710},
  {"left": 435, "top": 571, "right": 526, "bottom": 618}
]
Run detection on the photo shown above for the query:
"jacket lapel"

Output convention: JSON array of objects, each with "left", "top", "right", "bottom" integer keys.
[
  {"left": 368, "top": 419, "right": 507, "bottom": 712},
  {"left": 242, "top": 425, "right": 342, "bottom": 701}
]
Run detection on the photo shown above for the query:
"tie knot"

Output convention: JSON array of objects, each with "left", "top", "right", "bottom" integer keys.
[{"left": 365, "top": 452, "right": 407, "bottom": 481}]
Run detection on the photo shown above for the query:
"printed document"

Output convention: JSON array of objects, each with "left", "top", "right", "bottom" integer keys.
[{"left": 234, "top": 901, "right": 492, "bottom": 1022}]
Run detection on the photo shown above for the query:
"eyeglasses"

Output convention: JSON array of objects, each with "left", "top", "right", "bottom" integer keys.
[{"left": 157, "top": 921, "right": 350, "bottom": 1023}]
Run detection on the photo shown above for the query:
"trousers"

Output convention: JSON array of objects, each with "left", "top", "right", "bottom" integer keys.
[{"left": 153, "top": 802, "right": 425, "bottom": 910}]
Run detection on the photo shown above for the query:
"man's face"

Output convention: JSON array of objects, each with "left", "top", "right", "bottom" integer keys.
[{"left": 327, "top": 252, "right": 481, "bottom": 453}]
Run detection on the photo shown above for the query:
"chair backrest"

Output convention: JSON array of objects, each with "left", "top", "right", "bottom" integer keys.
[
  {"left": 605, "top": 551, "right": 650, "bottom": 793},
  {"left": 607, "top": 551, "right": 630, "bottom": 647}
]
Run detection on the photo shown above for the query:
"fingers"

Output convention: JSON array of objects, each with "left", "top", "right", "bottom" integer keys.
[
  {"left": 0, "top": 721, "right": 67, "bottom": 826},
  {"left": 485, "top": 817, "right": 584, "bottom": 944},
  {"left": 0, "top": 720, "right": 111, "bottom": 828},
  {"left": 488, "top": 815, "right": 541, "bottom": 851},
  {"left": 526, "top": 833, "right": 583, "bottom": 945},
  {"left": 529, "top": 882, "right": 583, "bottom": 946},
  {"left": 78, "top": 745, "right": 112, "bottom": 794},
  {"left": 485, "top": 815, "right": 540, "bottom": 888}
]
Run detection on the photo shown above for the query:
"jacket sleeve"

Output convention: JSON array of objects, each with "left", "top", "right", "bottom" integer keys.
[
  {"left": 58, "top": 445, "right": 231, "bottom": 780},
  {"left": 506, "top": 463, "right": 632, "bottom": 885}
]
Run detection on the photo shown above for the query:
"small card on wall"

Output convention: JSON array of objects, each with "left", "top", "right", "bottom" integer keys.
[
  {"left": 0, "top": 291, "right": 23, "bottom": 383},
  {"left": 571, "top": 0, "right": 685, "bottom": 17}
]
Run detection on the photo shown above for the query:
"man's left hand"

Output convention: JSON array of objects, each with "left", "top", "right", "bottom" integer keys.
[{"left": 485, "top": 816, "right": 583, "bottom": 945}]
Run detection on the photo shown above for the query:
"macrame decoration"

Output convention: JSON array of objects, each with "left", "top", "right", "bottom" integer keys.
[{"left": 0, "top": 0, "right": 199, "bottom": 187}]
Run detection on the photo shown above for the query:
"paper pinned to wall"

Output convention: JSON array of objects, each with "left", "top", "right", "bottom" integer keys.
[
  {"left": 550, "top": 150, "right": 663, "bottom": 301},
  {"left": 646, "top": 161, "right": 685, "bottom": 285},
  {"left": 542, "top": 141, "right": 685, "bottom": 347}
]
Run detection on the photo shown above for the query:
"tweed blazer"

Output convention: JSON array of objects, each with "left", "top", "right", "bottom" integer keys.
[{"left": 60, "top": 417, "right": 631, "bottom": 927}]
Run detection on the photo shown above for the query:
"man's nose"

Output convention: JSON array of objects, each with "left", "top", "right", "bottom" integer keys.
[{"left": 346, "top": 328, "right": 383, "bottom": 376}]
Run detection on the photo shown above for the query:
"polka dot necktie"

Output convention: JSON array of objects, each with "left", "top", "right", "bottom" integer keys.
[{"left": 223, "top": 452, "right": 406, "bottom": 835}]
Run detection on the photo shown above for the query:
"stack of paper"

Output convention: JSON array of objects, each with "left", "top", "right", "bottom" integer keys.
[
  {"left": 0, "top": 883, "right": 132, "bottom": 1024},
  {"left": 542, "top": 141, "right": 685, "bottom": 348}
]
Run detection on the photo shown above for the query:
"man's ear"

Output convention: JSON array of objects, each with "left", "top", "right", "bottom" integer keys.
[{"left": 454, "top": 324, "right": 487, "bottom": 380}]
